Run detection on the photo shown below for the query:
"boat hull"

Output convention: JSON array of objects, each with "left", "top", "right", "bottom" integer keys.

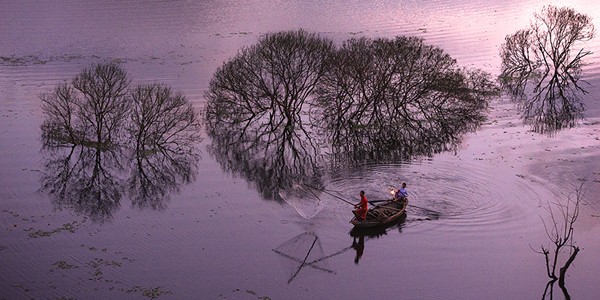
[{"left": 350, "top": 199, "right": 408, "bottom": 228}]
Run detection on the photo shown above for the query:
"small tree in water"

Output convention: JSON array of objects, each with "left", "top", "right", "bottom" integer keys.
[
  {"left": 537, "top": 179, "right": 587, "bottom": 299},
  {"left": 40, "top": 62, "right": 202, "bottom": 221},
  {"left": 499, "top": 6, "right": 595, "bottom": 134},
  {"left": 40, "top": 62, "right": 131, "bottom": 148}
]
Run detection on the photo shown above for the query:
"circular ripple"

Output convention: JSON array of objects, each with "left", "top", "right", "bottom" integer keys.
[{"left": 326, "top": 152, "right": 550, "bottom": 236}]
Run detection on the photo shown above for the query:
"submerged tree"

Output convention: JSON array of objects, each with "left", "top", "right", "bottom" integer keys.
[
  {"left": 205, "top": 31, "right": 500, "bottom": 200},
  {"left": 315, "top": 36, "right": 497, "bottom": 161},
  {"left": 537, "top": 180, "right": 587, "bottom": 299},
  {"left": 127, "top": 84, "right": 201, "bottom": 209},
  {"left": 205, "top": 29, "right": 334, "bottom": 196},
  {"left": 41, "top": 62, "right": 131, "bottom": 148},
  {"left": 40, "top": 63, "right": 202, "bottom": 221},
  {"left": 499, "top": 6, "right": 595, "bottom": 134}
]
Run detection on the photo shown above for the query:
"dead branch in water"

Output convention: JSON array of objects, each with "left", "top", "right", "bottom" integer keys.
[{"left": 537, "top": 178, "right": 587, "bottom": 299}]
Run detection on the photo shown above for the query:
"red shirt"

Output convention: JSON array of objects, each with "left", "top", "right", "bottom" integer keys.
[
  {"left": 358, "top": 195, "right": 368, "bottom": 210},
  {"left": 356, "top": 195, "right": 368, "bottom": 219}
]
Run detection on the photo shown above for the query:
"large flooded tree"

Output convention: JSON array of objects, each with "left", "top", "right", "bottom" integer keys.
[
  {"left": 205, "top": 30, "right": 334, "bottom": 197},
  {"left": 499, "top": 5, "right": 596, "bottom": 134},
  {"left": 205, "top": 30, "right": 498, "bottom": 199},
  {"left": 315, "top": 36, "right": 497, "bottom": 161}
]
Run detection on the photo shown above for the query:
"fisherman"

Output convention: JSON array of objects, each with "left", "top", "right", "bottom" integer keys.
[
  {"left": 353, "top": 191, "right": 368, "bottom": 222},
  {"left": 395, "top": 182, "right": 408, "bottom": 201}
]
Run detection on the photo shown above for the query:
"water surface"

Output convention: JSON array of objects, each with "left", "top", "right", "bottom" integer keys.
[{"left": 1, "top": 1, "right": 600, "bottom": 299}]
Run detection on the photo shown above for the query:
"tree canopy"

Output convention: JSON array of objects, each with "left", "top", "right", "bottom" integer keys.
[
  {"left": 499, "top": 5, "right": 595, "bottom": 134},
  {"left": 205, "top": 30, "right": 499, "bottom": 197}
]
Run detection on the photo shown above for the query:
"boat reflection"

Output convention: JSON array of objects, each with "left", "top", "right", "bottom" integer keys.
[{"left": 349, "top": 214, "right": 407, "bottom": 264}]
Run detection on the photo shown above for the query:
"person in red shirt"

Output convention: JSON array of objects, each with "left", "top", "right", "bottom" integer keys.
[{"left": 353, "top": 191, "right": 368, "bottom": 221}]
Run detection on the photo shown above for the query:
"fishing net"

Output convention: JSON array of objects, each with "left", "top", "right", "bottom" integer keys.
[{"left": 278, "top": 184, "right": 324, "bottom": 219}]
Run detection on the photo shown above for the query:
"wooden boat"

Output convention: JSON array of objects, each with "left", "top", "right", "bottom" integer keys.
[{"left": 350, "top": 199, "right": 408, "bottom": 228}]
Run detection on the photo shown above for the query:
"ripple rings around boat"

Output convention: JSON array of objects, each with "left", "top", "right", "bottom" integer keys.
[{"left": 327, "top": 153, "right": 549, "bottom": 236}]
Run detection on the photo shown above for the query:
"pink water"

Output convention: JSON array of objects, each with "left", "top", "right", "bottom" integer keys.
[{"left": 1, "top": 1, "right": 599, "bottom": 299}]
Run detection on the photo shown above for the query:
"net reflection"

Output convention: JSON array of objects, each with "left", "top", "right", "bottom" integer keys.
[{"left": 272, "top": 232, "right": 352, "bottom": 283}]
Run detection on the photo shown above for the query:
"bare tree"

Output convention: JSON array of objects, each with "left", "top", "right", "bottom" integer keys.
[
  {"left": 127, "top": 84, "right": 201, "bottom": 209},
  {"left": 72, "top": 62, "right": 131, "bottom": 147},
  {"left": 204, "top": 29, "right": 334, "bottom": 195},
  {"left": 40, "top": 83, "right": 80, "bottom": 146},
  {"left": 315, "top": 36, "right": 497, "bottom": 159},
  {"left": 41, "top": 62, "right": 132, "bottom": 148},
  {"left": 537, "top": 179, "right": 587, "bottom": 299},
  {"left": 129, "top": 84, "right": 201, "bottom": 155},
  {"left": 499, "top": 6, "right": 595, "bottom": 134}
]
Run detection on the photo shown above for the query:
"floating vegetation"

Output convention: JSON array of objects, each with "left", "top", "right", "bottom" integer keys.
[
  {"left": 0, "top": 54, "right": 85, "bottom": 66},
  {"left": 122, "top": 286, "right": 171, "bottom": 299},
  {"left": 2, "top": 209, "right": 20, "bottom": 218},
  {"left": 42, "top": 244, "right": 167, "bottom": 297},
  {"left": 51, "top": 260, "right": 79, "bottom": 271},
  {"left": 25, "top": 220, "right": 84, "bottom": 238},
  {"left": 11, "top": 284, "right": 32, "bottom": 292},
  {"left": 86, "top": 258, "right": 123, "bottom": 281}
]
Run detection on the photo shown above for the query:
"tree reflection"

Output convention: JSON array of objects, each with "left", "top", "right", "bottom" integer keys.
[
  {"left": 206, "top": 123, "right": 324, "bottom": 199},
  {"left": 499, "top": 6, "right": 596, "bottom": 134},
  {"left": 127, "top": 145, "right": 198, "bottom": 210},
  {"left": 40, "top": 63, "right": 201, "bottom": 221},
  {"left": 40, "top": 146, "right": 126, "bottom": 223}
]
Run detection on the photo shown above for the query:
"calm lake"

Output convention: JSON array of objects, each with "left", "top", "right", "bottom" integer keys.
[{"left": 1, "top": 0, "right": 600, "bottom": 299}]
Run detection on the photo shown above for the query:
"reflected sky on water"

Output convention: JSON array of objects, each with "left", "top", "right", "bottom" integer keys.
[{"left": 1, "top": 1, "right": 600, "bottom": 299}]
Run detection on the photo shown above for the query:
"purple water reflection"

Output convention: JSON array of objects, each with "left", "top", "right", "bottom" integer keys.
[{"left": 1, "top": 1, "right": 599, "bottom": 299}]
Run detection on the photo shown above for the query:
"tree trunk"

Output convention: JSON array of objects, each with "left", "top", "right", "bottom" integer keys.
[{"left": 558, "top": 246, "right": 580, "bottom": 287}]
